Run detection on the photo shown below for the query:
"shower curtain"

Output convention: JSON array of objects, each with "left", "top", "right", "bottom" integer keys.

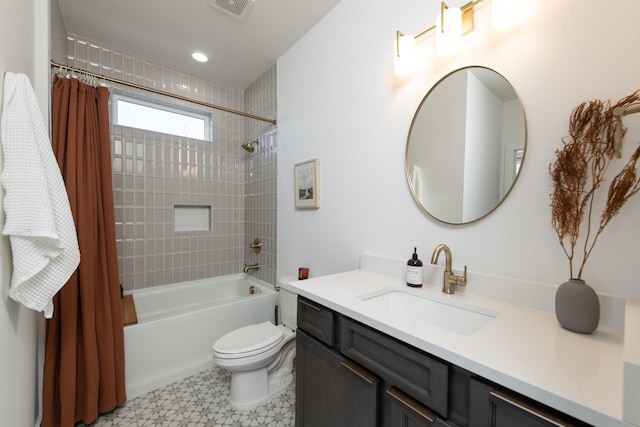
[{"left": 43, "top": 75, "right": 126, "bottom": 426}]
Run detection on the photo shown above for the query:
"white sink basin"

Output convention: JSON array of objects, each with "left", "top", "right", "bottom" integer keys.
[{"left": 359, "top": 288, "right": 499, "bottom": 336}]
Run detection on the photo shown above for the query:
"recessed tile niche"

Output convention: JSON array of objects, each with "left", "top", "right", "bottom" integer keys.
[{"left": 174, "top": 205, "right": 211, "bottom": 232}]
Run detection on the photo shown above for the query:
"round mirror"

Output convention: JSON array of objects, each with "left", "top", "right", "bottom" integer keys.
[{"left": 406, "top": 66, "right": 526, "bottom": 224}]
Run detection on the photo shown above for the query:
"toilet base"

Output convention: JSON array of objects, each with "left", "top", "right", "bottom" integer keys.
[{"left": 229, "top": 367, "right": 293, "bottom": 410}]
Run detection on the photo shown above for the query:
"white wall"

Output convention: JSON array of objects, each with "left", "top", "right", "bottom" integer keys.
[
  {"left": 0, "top": 1, "right": 50, "bottom": 426},
  {"left": 277, "top": 0, "right": 640, "bottom": 298}
]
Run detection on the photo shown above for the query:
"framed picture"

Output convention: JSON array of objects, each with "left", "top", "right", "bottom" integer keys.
[{"left": 294, "top": 158, "right": 320, "bottom": 209}]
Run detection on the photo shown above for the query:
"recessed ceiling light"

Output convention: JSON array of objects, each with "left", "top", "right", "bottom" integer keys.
[{"left": 191, "top": 51, "right": 209, "bottom": 63}]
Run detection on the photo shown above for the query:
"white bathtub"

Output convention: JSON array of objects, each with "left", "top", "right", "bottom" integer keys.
[{"left": 123, "top": 274, "right": 277, "bottom": 399}]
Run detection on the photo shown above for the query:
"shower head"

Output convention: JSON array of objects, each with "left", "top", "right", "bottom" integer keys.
[{"left": 241, "top": 140, "right": 259, "bottom": 153}]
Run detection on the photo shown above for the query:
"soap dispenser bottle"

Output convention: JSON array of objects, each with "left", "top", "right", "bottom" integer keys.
[{"left": 406, "top": 247, "right": 423, "bottom": 288}]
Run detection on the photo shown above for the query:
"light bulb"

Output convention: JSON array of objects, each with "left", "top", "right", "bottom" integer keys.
[
  {"left": 436, "top": 6, "right": 462, "bottom": 56},
  {"left": 191, "top": 52, "right": 209, "bottom": 63},
  {"left": 394, "top": 34, "right": 416, "bottom": 76}
]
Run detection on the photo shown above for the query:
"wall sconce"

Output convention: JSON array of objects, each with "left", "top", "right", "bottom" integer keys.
[
  {"left": 394, "top": 31, "right": 417, "bottom": 76},
  {"left": 436, "top": 3, "right": 462, "bottom": 57},
  {"left": 395, "top": 0, "right": 526, "bottom": 76}
]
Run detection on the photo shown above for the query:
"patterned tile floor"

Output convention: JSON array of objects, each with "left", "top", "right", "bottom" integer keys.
[{"left": 80, "top": 366, "right": 295, "bottom": 426}]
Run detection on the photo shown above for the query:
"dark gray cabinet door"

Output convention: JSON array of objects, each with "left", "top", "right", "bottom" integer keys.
[
  {"left": 384, "top": 386, "right": 440, "bottom": 427},
  {"left": 296, "top": 329, "right": 379, "bottom": 427},
  {"left": 469, "top": 378, "right": 592, "bottom": 427}
]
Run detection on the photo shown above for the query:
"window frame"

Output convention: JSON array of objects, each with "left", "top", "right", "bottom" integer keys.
[{"left": 111, "top": 92, "right": 213, "bottom": 142}]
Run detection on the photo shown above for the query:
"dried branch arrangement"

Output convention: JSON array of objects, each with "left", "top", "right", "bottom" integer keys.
[{"left": 550, "top": 90, "right": 640, "bottom": 280}]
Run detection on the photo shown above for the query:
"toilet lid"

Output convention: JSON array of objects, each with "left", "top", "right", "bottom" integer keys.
[{"left": 213, "top": 322, "right": 284, "bottom": 357}]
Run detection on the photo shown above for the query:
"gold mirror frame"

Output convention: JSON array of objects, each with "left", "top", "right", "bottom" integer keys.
[{"left": 405, "top": 66, "right": 527, "bottom": 225}]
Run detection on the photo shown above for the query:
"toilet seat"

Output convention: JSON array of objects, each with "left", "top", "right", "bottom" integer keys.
[{"left": 213, "top": 321, "right": 284, "bottom": 359}]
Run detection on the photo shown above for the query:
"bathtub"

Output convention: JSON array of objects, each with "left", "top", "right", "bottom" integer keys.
[{"left": 123, "top": 274, "right": 277, "bottom": 399}]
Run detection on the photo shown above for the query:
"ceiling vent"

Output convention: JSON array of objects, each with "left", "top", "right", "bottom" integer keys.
[{"left": 209, "top": 0, "right": 253, "bottom": 20}]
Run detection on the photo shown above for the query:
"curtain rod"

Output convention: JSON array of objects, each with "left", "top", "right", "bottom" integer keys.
[{"left": 50, "top": 60, "right": 276, "bottom": 125}]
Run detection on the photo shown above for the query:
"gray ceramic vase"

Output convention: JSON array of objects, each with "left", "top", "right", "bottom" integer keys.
[{"left": 555, "top": 278, "right": 600, "bottom": 334}]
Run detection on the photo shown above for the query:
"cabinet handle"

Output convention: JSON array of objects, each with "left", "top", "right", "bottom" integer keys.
[
  {"left": 386, "top": 387, "right": 436, "bottom": 423},
  {"left": 300, "top": 299, "right": 322, "bottom": 312},
  {"left": 490, "top": 389, "right": 573, "bottom": 427},
  {"left": 340, "top": 359, "right": 378, "bottom": 385}
]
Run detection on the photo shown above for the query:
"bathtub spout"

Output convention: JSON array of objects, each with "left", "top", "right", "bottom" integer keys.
[{"left": 243, "top": 263, "right": 260, "bottom": 273}]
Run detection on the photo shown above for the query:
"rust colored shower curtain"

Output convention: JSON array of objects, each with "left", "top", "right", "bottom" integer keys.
[{"left": 43, "top": 76, "right": 126, "bottom": 426}]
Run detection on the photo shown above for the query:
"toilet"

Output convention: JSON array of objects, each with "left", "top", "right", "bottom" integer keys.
[{"left": 212, "top": 284, "right": 297, "bottom": 409}]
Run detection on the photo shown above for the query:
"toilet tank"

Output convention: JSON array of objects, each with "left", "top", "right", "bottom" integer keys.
[{"left": 277, "top": 278, "right": 299, "bottom": 329}]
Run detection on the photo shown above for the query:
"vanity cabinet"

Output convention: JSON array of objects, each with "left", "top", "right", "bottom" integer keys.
[
  {"left": 295, "top": 296, "right": 592, "bottom": 427},
  {"left": 296, "top": 296, "right": 461, "bottom": 426}
]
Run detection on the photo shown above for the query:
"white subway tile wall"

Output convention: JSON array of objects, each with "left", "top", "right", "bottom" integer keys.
[{"left": 64, "top": 34, "right": 277, "bottom": 291}]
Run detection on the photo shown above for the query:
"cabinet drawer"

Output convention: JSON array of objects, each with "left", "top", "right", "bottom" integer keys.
[
  {"left": 340, "top": 316, "right": 449, "bottom": 416},
  {"left": 297, "top": 296, "right": 335, "bottom": 346}
]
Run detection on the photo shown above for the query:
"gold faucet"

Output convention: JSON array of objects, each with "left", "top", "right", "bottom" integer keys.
[
  {"left": 249, "top": 238, "right": 263, "bottom": 253},
  {"left": 243, "top": 263, "right": 260, "bottom": 273},
  {"left": 430, "top": 244, "right": 467, "bottom": 294}
]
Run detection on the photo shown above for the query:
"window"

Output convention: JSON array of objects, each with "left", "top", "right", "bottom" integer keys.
[{"left": 112, "top": 94, "right": 212, "bottom": 141}]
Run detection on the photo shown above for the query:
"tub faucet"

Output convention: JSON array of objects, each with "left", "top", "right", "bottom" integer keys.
[
  {"left": 430, "top": 244, "right": 467, "bottom": 294},
  {"left": 243, "top": 263, "right": 260, "bottom": 273}
]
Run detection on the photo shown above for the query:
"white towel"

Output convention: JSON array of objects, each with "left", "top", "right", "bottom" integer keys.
[{"left": 1, "top": 72, "right": 80, "bottom": 318}]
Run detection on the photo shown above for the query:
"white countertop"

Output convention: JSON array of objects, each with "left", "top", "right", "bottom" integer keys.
[{"left": 281, "top": 269, "right": 629, "bottom": 427}]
